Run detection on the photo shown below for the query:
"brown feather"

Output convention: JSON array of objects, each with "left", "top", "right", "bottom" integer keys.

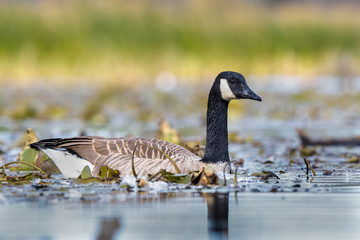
[{"left": 36, "top": 136, "right": 215, "bottom": 176}]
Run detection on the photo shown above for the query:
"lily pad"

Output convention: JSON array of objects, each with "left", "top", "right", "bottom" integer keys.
[{"left": 162, "top": 172, "right": 191, "bottom": 184}]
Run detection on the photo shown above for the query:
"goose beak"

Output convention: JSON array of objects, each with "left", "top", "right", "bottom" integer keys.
[
  {"left": 245, "top": 88, "right": 262, "bottom": 102},
  {"left": 237, "top": 84, "right": 262, "bottom": 102}
]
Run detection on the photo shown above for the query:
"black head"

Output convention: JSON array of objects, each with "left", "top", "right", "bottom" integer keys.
[{"left": 211, "top": 71, "right": 262, "bottom": 102}]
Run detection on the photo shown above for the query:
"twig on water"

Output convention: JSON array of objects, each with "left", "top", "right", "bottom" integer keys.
[
  {"left": 148, "top": 169, "right": 166, "bottom": 182},
  {"left": 234, "top": 161, "right": 242, "bottom": 187},
  {"left": 222, "top": 160, "right": 240, "bottom": 186},
  {"left": 222, "top": 161, "right": 232, "bottom": 186},
  {"left": 303, "top": 158, "right": 316, "bottom": 180},
  {"left": 1, "top": 161, "right": 48, "bottom": 177},
  {"left": 304, "top": 158, "right": 309, "bottom": 179}
]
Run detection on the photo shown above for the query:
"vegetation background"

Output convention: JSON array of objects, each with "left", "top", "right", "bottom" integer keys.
[
  {"left": 0, "top": 0, "right": 359, "bottom": 86},
  {"left": 1, "top": 0, "right": 360, "bottom": 124}
]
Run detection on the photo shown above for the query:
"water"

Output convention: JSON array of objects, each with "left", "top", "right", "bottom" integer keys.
[
  {"left": 2, "top": 117, "right": 360, "bottom": 239},
  {"left": 2, "top": 76, "right": 360, "bottom": 239},
  {"left": 1, "top": 191, "right": 360, "bottom": 240}
]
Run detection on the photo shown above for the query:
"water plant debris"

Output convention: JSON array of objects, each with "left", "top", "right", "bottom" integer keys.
[{"left": 304, "top": 158, "right": 317, "bottom": 180}]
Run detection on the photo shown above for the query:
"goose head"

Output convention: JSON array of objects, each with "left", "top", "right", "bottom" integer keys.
[{"left": 211, "top": 71, "right": 262, "bottom": 102}]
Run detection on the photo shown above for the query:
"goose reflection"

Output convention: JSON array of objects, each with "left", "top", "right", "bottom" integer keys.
[{"left": 205, "top": 193, "right": 229, "bottom": 240}]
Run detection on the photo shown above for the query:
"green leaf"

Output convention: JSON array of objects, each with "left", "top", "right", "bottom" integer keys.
[
  {"left": 72, "top": 178, "right": 104, "bottom": 184},
  {"left": 80, "top": 165, "right": 92, "bottom": 179},
  {"left": 107, "top": 168, "right": 120, "bottom": 179},
  {"left": 162, "top": 172, "right": 191, "bottom": 184},
  {"left": 177, "top": 175, "right": 191, "bottom": 184},
  {"left": 17, "top": 148, "right": 38, "bottom": 170},
  {"left": 98, "top": 166, "right": 108, "bottom": 179}
]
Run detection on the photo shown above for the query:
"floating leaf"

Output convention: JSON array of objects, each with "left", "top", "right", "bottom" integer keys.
[
  {"left": 251, "top": 171, "right": 280, "bottom": 181},
  {"left": 346, "top": 156, "right": 360, "bottom": 163},
  {"left": 190, "top": 166, "right": 219, "bottom": 186},
  {"left": 251, "top": 172, "right": 266, "bottom": 177},
  {"left": 263, "top": 160, "right": 274, "bottom": 164},
  {"left": 322, "top": 170, "right": 333, "bottom": 176},
  {"left": 178, "top": 175, "right": 191, "bottom": 184},
  {"left": 137, "top": 178, "right": 149, "bottom": 188},
  {"left": 260, "top": 172, "right": 280, "bottom": 181},
  {"left": 4, "top": 172, "right": 48, "bottom": 185},
  {"left": 98, "top": 166, "right": 109, "bottom": 179},
  {"left": 107, "top": 168, "right": 120, "bottom": 179},
  {"left": 162, "top": 172, "right": 191, "bottom": 184},
  {"left": 1, "top": 161, "right": 48, "bottom": 178},
  {"left": 80, "top": 165, "right": 92, "bottom": 179},
  {"left": 6, "top": 179, "right": 33, "bottom": 185},
  {"left": 72, "top": 178, "right": 104, "bottom": 184},
  {"left": 93, "top": 165, "right": 121, "bottom": 182},
  {"left": 190, "top": 170, "right": 202, "bottom": 185}
]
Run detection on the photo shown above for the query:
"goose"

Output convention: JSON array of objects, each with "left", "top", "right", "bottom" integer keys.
[{"left": 30, "top": 71, "right": 261, "bottom": 178}]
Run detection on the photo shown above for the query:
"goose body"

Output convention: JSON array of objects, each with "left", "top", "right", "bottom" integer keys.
[
  {"left": 30, "top": 71, "right": 261, "bottom": 178},
  {"left": 31, "top": 137, "right": 206, "bottom": 178}
]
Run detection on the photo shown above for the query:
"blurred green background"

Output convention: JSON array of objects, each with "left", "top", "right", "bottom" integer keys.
[{"left": 0, "top": 0, "right": 359, "bottom": 85}]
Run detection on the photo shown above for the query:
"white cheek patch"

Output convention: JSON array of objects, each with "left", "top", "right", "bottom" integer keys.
[{"left": 220, "top": 79, "right": 236, "bottom": 101}]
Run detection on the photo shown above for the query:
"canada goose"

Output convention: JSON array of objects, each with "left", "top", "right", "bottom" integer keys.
[{"left": 30, "top": 71, "right": 261, "bottom": 178}]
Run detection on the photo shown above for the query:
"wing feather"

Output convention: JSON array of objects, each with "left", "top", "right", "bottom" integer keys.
[{"left": 31, "top": 136, "right": 207, "bottom": 177}]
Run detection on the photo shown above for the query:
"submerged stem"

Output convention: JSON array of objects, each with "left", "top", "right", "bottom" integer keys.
[
  {"left": 234, "top": 163, "right": 239, "bottom": 187},
  {"left": 157, "top": 148, "right": 181, "bottom": 174},
  {"left": 0, "top": 161, "right": 47, "bottom": 176},
  {"left": 304, "top": 158, "right": 316, "bottom": 177},
  {"left": 131, "top": 143, "right": 139, "bottom": 179}
]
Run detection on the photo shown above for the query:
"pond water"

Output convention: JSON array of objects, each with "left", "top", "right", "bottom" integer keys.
[
  {"left": 1, "top": 191, "right": 360, "bottom": 240},
  {"left": 1, "top": 76, "right": 360, "bottom": 239},
  {"left": 1, "top": 118, "right": 360, "bottom": 240}
]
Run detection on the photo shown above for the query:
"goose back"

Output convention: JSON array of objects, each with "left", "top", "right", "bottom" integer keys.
[{"left": 31, "top": 136, "right": 206, "bottom": 177}]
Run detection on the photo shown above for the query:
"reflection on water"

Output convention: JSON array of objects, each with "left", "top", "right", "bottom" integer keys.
[
  {"left": 206, "top": 193, "right": 229, "bottom": 240},
  {"left": 96, "top": 217, "right": 121, "bottom": 240},
  {"left": 1, "top": 191, "right": 360, "bottom": 239}
]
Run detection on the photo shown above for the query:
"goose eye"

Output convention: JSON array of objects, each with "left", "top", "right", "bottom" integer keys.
[{"left": 229, "top": 79, "right": 235, "bottom": 84}]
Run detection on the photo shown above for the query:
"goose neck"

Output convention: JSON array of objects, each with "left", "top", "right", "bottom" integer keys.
[{"left": 202, "top": 94, "right": 230, "bottom": 163}]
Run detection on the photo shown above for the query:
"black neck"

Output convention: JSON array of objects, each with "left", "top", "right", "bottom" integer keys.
[{"left": 201, "top": 93, "right": 230, "bottom": 163}]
